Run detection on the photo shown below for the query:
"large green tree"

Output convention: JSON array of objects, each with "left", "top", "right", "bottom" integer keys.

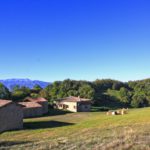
[
  {"left": 79, "top": 84, "right": 95, "bottom": 99},
  {"left": 11, "top": 86, "right": 31, "bottom": 101},
  {"left": 0, "top": 83, "right": 10, "bottom": 99}
]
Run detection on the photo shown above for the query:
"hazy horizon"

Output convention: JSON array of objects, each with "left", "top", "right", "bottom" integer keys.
[{"left": 0, "top": 77, "right": 150, "bottom": 83}]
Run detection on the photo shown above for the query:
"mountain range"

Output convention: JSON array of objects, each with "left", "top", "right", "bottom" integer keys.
[{"left": 0, "top": 79, "right": 50, "bottom": 90}]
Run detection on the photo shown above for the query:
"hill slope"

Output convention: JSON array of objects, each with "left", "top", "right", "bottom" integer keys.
[{"left": 0, "top": 108, "right": 150, "bottom": 150}]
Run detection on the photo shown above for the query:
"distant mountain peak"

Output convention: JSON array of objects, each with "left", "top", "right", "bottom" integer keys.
[{"left": 0, "top": 78, "right": 51, "bottom": 90}]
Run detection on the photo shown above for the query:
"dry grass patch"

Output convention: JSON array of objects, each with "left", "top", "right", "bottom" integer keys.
[{"left": 0, "top": 108, "right": 150, "bottom": 150}]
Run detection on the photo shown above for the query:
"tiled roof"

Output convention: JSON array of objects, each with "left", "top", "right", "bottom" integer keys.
[
  {"left": 19, "top": 102, "right": 42, "bottom": 108},
  {"left": 57, "top": 96, "right": 91, "bottom": 103},
  {"left": 24, "top": 97, "right": 47, "bottom": 102},
  {"left": 0, "top": 99, "right": 12, "bottom": 108}
]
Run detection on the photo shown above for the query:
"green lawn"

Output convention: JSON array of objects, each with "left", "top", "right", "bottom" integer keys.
[{"left": 0, "top": 108, "right": 150, "bottom": 150}]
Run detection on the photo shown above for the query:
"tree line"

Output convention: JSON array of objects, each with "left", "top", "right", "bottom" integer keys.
[{"left": 0, "top": 78, "right": 150, "bottom": 108}]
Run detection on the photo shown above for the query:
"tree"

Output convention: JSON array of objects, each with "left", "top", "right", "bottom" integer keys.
[
  {"left": 67, "top": 90, "right": 79, "bottom": 97},
  {"left": 11, "top": 86, "right": 31, "bottom": 101},
  {"left": 30, "top": 85, "right": 43, "bottom": 98},
  {"left": 0, "top": 83, "right": 10, "bottom": 99},
  {"left": 79, "top": 84, "right": 95, "bottom": 99},
  {"left": 33, "top": 85, "right": 42, "bottom": 92},
  {"left": 12, "top": 85, "right": 20, "bottom": 92},
  {"left": 131, "top": 94, "right": 148, "bottom": 108},
  {"left": 112, "top": 82, "right": 126, "bottom": 90},
  {"left": 50, "top": 81, "right": 61, "bottom": 99}
]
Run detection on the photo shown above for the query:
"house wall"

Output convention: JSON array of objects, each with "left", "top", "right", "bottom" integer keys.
[
  {"left": 22, "top": 107, "right": 43, "bottom": 118},
  {"left": 38, "top": 101, "right": 48, "bottom": 114},
  {"left": 0, "top": 104, "right": 23, "bottom": 133},
  {"left": 56, "top": 101, "right": 91, "bottom": 112},
  {"left": 77, "top": 103, "right": 91, "bottom": 112},
  {"left": 57, "top": 102, "right": 77, "bottom": 112}
]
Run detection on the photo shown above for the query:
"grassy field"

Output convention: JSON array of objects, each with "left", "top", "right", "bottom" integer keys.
[{"left": 0, "top": 108, "right": 150, "bottom": 150}]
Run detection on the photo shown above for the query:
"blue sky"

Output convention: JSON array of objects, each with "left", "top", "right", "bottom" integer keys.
[{"left": 0, "top": 0, "right": 150, "bottom": 82}]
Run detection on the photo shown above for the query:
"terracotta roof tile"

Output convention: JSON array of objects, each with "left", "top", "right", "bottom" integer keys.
[
  {"left": 57, "top": 96, "right": 91, "bottom": 103},
  {"left": 19, "top": 102, "right": 42, "bottom": 108},
  {"left": 24, "top": 97, "right": 47, "bottom": 102},
  {"left": 0, "top": 99, "right": 12, "bottom": 108}
]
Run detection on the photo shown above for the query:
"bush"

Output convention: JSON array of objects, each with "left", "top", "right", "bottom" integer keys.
[{"left": 91, "top": 106, "right": 110, "bottom": 112}]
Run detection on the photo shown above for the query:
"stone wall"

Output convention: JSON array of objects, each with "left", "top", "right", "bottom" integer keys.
[
  {"left": 38, "top": 101, "right": 48, "bottom": 114},
  {"left": 77, "top": 103, "right": 91, "bottom": 112},
  {"left": 22, "top": 107, "right": 43, "bottom": 118},
  {"left": 57, "top": 102, "right": 77, "bottom": 112},
  {"left": 0, "top": 104, "right": 23, "bottom": 133}
]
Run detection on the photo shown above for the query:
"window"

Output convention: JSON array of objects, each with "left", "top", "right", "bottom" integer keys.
[
  {"left": 59, "top": 104, "right": 63, "bottom": 107},
  {"left": 63, "top": 104, "right": 69, "bottom": 109}
]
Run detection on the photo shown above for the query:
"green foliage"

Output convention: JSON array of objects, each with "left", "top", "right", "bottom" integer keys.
[
  {"left": 67, "top": 90, "right": 78, "bottom": 97},
  {"left": 11, "top": 86, "right": 30, "bottom": 101},
  {"left": 93, "top": 79, "right": 115, "bottom": 92},
  {"left": 112, "top": 82, "right": 125, "bottom": 90},
  {"left": 131, "top": 94, "right": 148, "bottom": 108},
  {"left": 0, "top": 83, "right": 10, "bottom": 99},
  {"left": 30, "top": 85, "right": 43, "bottom": 98},
  {"left": 30, "top": 93, "right": 39, "bottom": 98},
  {"left": 42, "top": 78, "right": 150, "bottom": 108},
  {"left": 41, "top": 79, "right": 95, "bottom": 102},
  {"left": 93, "top": 79, "right": 150, "bottom": 108},
  {"left": 119, "top": 87, "right": 130, "bottom": 103},
  {"left": 91, "top": 106, "right": 110, "bottom": 112},
  {"left": 1, "top": 78, "right": 150, "bottom": 108},
  {"left": 79, "top": 84, "right": 95, "bottom": 99},
  {"left": 33, "top": 85, "right": 42, "bottom": 92}
]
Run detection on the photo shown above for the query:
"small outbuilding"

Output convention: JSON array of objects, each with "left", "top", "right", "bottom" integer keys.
[
  {"left": 0, "top": 100, "right": 23, "bottom": 133},
  {"left": 24, "top": 97, "right": 48, "bottom": 114},
  {"left": 55, "top": 96, "right": 91, "bottom": 112},
  {"left": 19, "top": 102, "right": 43, "bottom": 118}
]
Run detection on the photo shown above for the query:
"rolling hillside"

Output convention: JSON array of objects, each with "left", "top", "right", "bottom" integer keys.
[{"left": 0, "top": 108, "right": 150, "bottom": 150}]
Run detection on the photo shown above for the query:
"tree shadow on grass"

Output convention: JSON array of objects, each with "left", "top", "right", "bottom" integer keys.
[
  {"left": 24, "top": 120, "right": 75, "bottom": 130},
  {"left": 0, "top": 141, "right": 31, "bottom": 148},
  {"left": 25, "top": 109, "right": 72, "bottom": 119}
]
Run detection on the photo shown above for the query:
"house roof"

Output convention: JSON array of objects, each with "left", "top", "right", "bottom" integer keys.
[
  {"left": 24, "top": 97, "right": 47, "bottom": 102},
  {"left": 0, "top": 99, "right": 12, "bottom": 108},
  {"left": 19, "top": 102, "right": 42, "bottom": 108},
  {"left": 56, "top": 96, "right": 91, "bottom": 103}
]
